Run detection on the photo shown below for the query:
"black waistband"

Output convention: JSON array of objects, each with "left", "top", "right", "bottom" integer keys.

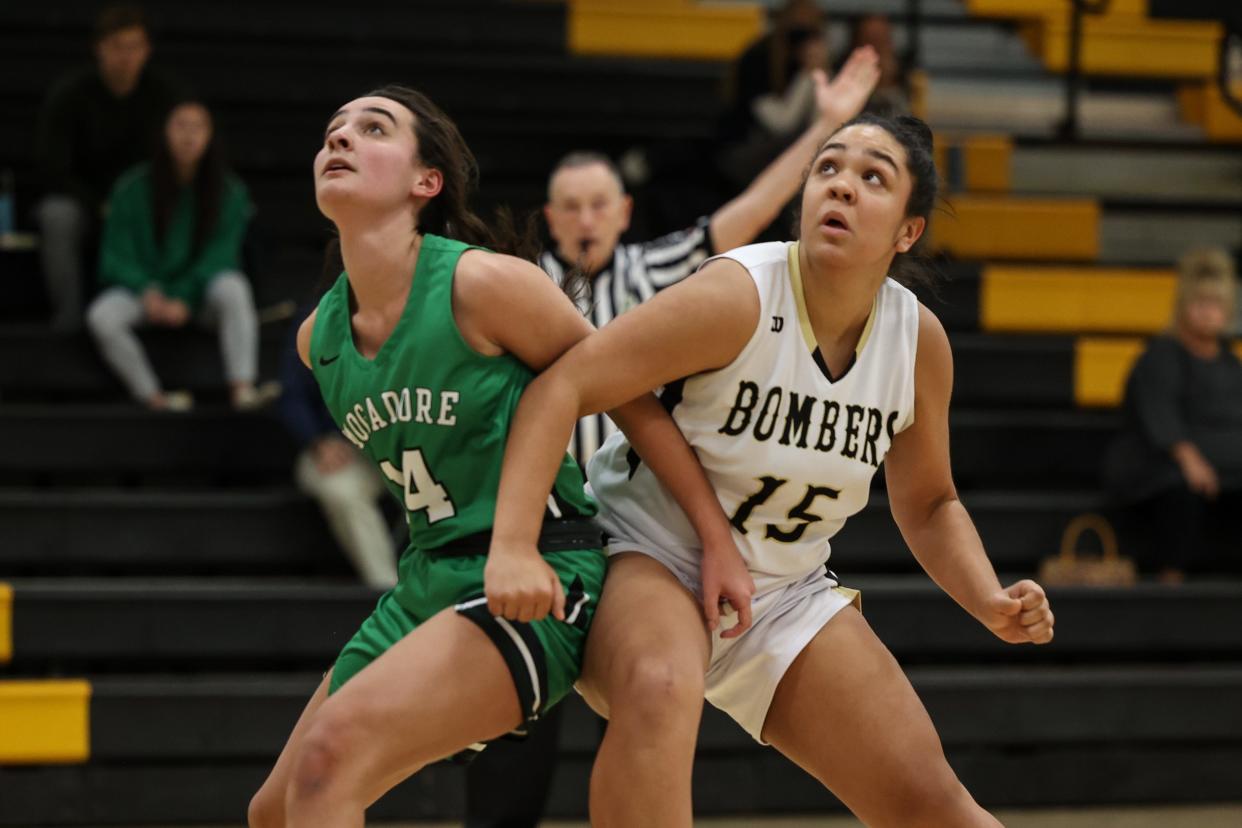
[{"left": 425, "top": 517, "right": 603, "bottom": 559}]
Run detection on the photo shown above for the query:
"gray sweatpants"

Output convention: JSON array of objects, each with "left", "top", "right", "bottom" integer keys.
[
  {"left": 85, "top": 271, "right": 258, "bottom": 402},
  {"left": 294, "top": 447, "right": 398, "bottom": 588},
  {"left": 37, "top": 196, "right": 89, "bottom": 330}
]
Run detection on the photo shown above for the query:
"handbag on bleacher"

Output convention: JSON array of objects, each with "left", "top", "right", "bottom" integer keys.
[{"left": 1038, "top": 513, "right": 1137, "bottom": 587}]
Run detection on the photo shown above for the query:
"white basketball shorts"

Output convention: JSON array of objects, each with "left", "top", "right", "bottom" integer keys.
[{"left": 603, "top": 534, "right": 861, "bottom": 743}]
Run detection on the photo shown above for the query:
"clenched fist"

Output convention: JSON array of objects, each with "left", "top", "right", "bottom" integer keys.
[{"left": 981, "top": 580, "right": 1054, "bottom": 645}]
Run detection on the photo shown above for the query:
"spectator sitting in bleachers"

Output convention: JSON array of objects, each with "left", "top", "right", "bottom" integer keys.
[
  {"left": 36, "top": 3, "right": 183, "bottom": 331},
  {"left": 278, "top": 302, "right": 398, "bottom": 590},
  {"left": 86, "top": 99, "right": 275, "bottom": 412},
  {"left": 1104, "top": 248, "right": 1242, "bottom": 583},
  {"left": 716, "top": 0, "right": 829, "bottom": 192},
  {"left": 839, "top": 14, "right": 910, "bottom": 117}
]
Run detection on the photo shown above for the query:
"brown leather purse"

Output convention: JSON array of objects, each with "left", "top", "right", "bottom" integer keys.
[{"left": 1038, "top": 513, "right": 1138, "bottom": 587}]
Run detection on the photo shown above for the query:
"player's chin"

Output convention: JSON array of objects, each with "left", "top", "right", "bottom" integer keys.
[
  {"left": 314, "top": 182, "right": 361, "bottom": 219},
  {"left": 803, "top": 234, "right": 855, "bottom": 266}
]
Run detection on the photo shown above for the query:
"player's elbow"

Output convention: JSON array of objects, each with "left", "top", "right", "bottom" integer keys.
[{"left": 890, "top": 486, "right": 960, "bottom": 537}]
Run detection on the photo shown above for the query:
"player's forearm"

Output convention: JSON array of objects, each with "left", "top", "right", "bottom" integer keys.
[
  {"left": 712, "top": 115, "right": 837, "bottom": 251},
  {"left": 899, "top": 497, "right": 1004, "bottom": 624},
  {"left": 491, "top": 372, "right": 582, "bottom": 549},
  {"left": 609, "top": 396, "right": 734, "bottom": 549}
]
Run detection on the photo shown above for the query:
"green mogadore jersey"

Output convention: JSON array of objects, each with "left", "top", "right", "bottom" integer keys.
[{"left": 309, "top": 234, "right": 597, "bottom": 552}]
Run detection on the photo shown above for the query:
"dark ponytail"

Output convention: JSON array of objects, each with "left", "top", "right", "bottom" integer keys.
[
  {"left": 319, "top": 85, "right": 585, "bottom": 302},
  {"left": 795, "top": 112, "right": 942, "bottom": 290}
]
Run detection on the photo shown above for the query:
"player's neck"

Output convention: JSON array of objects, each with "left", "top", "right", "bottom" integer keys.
[
  {"left": 337, "top": 212, "right": 423, "bottom": 313},
  {"left": 799, "top": 253, "right": 886, "bottom": 354}
]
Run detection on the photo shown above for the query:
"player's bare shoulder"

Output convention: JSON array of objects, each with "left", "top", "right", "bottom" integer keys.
[
  {"left": 453, "top": 248, "right": 571, "bottom": 357},
  {"left": 913, "top": 300, "right": 953, "bottom": 400}
]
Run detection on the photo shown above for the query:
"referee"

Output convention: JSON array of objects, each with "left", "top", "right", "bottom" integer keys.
[
  {"left": 465, "top": 45, "right": 881, "bottom": 828},
  {"left": 543, "top": 46, "right": 880, "bottom": 462}
]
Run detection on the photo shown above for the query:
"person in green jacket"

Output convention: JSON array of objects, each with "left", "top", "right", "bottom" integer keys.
[{"left": 86, "top": 98, "right": 273, "bottom": 410}]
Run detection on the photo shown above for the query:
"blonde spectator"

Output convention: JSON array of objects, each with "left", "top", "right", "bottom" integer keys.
[{"left": 1104, "top": 247, "right": 1242, "bottom": 582}]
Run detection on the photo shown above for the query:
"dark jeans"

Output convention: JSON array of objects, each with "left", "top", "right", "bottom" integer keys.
[
  {"left": 1116, "top": 484, "right": 1242, "bottom": 574},
  {"left": 464, "top": 702, "right": 564, "bottom": 828}
]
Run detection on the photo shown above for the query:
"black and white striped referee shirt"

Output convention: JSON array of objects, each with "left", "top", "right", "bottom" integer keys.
[{"left": 539, "top": 215, "right": 715, "bottom": 462}]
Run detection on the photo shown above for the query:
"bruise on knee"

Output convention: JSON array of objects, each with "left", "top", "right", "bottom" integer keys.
[{"left": 287, "top": 714, "right": 359, "bottom": 803}]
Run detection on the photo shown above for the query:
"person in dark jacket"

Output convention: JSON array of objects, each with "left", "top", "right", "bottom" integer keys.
[
  {"left": 36, "top": 3, "right": 182, "bottom": 329},
  {"left": 1105, "top": 248, "right": 1242, "bottom": 581}
]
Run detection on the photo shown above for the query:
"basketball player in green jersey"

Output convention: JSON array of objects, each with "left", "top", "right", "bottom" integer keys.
[{"left": 246, "top": 85, "right": 752, "bottom": 828}]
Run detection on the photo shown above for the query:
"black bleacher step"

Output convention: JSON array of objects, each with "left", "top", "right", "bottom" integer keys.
[
  {"left": 946, "top": 409, "right": 1116, "bottom": 488},
  {"left": 0, "top": 761, "right": 464, "bottom": 826},
  {"left": 0, "top": 323, "right": 1099, "bottom": 416},
  {"left": 9, "top": 579, "right": 1242, "bottom": 666},
  {"left": 686, "top": 744, "right": 1242, "bottom": 814},
  {"left": 843, "top": 490, "right": 1107, "bottom": 572},
  {"left": 0, "top": 490, "right": 345, "bottom": 575},
  {"left": 0, "top": 327, "right": 284, "bottom": 399},
  {"left": 950, "top": 334, "right": 1075, "bottom": 407},
  {"left": 0, "top": 41, "right": 723, "bottom": 126},
  {"left": 0, "top": 0, "right": 568, "bottom": 53},
  {"left": 0, "top": 404, "right": 1116, "bottom": 485},
  {"left": 0, "top": 405, "right": 296, "bottom": 477},
  {"left": 912, "top": 261, "right": 984, "bottom": 333},
  {"left": 44, "top": 666, "right": 1242, "bottom": 761}
]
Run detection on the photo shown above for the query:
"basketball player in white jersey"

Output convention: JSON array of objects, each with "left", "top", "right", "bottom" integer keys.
[{"left": 485, "top": 113, "right": 1054, "bottom": 826}]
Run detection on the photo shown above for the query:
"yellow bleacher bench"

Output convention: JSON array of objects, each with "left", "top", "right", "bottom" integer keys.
[
  {"left": 982, "top": 266, "right": 1176, "bottom": 334},
  {"left": 1025, "top": 15, "right": 1222, "bottom": 79},
  {"left": 935, "top": 134, "right": 1013, "bottom": 193},
  {"left": 1075, "top": 338, "right": 1242, "bottom": 407},
  {"left": 1179, "top": 82, "right": 1242, "bottom": 141},
  {"left": 0, "top": 680, "right": 91, "bottom": 764},
  {"left": 568, "top": 0, "right": 763, "bottom": 60},
  {"left": 965, "top": 0, "right": 1149, "bottom": 20},
  {"left": 930, "top": 196, "right": 1099, "bottom": 261}
]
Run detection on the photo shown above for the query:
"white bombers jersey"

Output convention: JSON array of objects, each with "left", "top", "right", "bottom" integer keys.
[{"left": 587, "top": 241, "right": 919, "bottom": 590}]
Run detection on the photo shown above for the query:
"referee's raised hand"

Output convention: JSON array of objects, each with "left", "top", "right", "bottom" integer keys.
[{"left": 813, "top": 45, "right": 882, "bottom": 129}]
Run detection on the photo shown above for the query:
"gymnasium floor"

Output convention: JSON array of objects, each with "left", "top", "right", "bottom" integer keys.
[
  {"left": 145, "top": 804, "right": 1242, "bottom": 828},
  {"left": 530, "top": 807, "right": 1242, "bottom": 828}
]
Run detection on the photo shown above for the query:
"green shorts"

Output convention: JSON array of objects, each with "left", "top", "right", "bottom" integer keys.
[{"left": 329, "top": 531, "right": 605, "bottom": 734}]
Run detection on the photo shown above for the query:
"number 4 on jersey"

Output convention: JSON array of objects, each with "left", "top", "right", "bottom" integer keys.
[{"left": 380, "top": 449, "right": 456, "bottom": 524}]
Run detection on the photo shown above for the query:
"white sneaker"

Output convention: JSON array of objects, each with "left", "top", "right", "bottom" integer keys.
[
  {"left": 233, "top": 380, "right": 282, "bottom": 411},
  {"left": 146, "top": 390, "right": 194, "bottom": 412}
]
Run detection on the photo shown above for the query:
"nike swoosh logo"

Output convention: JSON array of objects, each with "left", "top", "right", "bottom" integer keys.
[{"left": 318, "top": 354, "right": 341, "bottom": 366}]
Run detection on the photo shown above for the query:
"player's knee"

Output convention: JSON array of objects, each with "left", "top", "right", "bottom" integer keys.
[
  {"left": 612, "top": 654, "right": 704, "bottom": 724},
  {"left": 287, "top": 712, "right": 361, "bottom": 803},
  {"left": 246, "top": 785, "right": 282, "bottom": 828},
  {"left": 893, "top": 770, "right": 981, "bottom": 828}
]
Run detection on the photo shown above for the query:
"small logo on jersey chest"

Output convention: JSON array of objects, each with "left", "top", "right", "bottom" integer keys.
[
  {"left": 771, "top": 316, "right": 785, "bottom": 332},
  {"left": 319, "top": 353, "right": 341, "bottom": 366}
]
